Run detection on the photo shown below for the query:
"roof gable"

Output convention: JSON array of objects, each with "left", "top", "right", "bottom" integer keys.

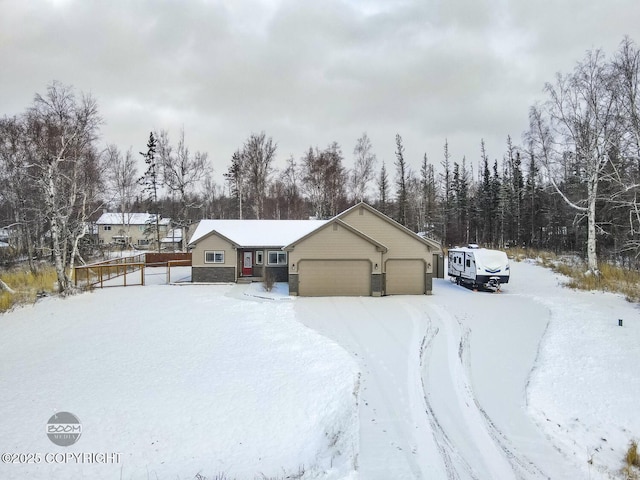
[
  {"left": 283, "top": 218, "right": 388, "bottom": 252},
  {"left": 337, "top": 202, "right": 441, "bottom": 251}
]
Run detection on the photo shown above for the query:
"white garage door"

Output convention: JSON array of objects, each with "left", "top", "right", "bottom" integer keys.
[
  {"left": 385, "top": 259, "right": 425, "bottom": 295},
  {"left": 298, "top": 260, "right": 371, "bottom": 296}
]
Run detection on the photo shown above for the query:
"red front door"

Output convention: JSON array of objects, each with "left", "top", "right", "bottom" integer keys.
[{"left": 242, "top": 251, "right": 253, "bottom": 276}]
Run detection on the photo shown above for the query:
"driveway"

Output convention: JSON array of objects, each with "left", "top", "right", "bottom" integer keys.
[{"left": 295, "top": 263, "right": 575, "bottom": 479}]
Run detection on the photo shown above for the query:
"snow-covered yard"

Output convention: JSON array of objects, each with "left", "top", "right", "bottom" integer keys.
[
  {"left": 0, "top": 283, "right": 359, "bottom": 480},
  {"left": 0, "top": 260, "right": 638, "bottom": 479}
]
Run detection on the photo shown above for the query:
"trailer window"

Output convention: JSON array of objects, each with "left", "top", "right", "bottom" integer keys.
[{"left": 466, "top": 259, "right": 470, "bottom": 267}]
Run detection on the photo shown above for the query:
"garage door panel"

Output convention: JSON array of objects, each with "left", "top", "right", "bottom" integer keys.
[
  {"left": 386, "top": 259, "right": 424, "bottom": 295},
  {"left": 299, "top": 260, "right": 370, "bottom": 296}
]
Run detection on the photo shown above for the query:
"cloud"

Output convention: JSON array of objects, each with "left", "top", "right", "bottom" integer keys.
[{"left": 1, "top": 0, "right": 639, "bottom": 179}]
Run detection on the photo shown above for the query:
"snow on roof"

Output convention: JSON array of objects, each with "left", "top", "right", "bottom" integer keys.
[
  {"left": 161, "top": 228, "right": 182, "bottom": 243},
  {"left": 189, "top": 219, "right": 329, "bottom": 247},
  {"left": 96, "top": 213, "right": 171, "bottom": 226}
]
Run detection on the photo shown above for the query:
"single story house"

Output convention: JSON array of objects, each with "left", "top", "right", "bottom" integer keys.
[
  {"left": 96, "top": 212, "right": 171, "bottom": 248},
  {"left": 188, "top": 202, "right": 442, "bottom": 296}
]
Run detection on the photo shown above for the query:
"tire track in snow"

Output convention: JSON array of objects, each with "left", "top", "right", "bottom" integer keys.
[
  {"left": 419, "top": 323, "right": 479, "bottom": 480},
  {"left": 455, "top": 317, "right": 550, "bottom": 479},
  {"left": 353, "top": 299, "right": 429, "bottom": 479},
  {"left": 421, "top": 304, "right": 530, "bottom": 479}
]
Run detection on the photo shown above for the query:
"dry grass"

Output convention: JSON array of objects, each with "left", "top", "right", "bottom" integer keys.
[
  {"left": 508, "top": 248, "right": 640, "bottom": 303},
  {"left": 0, "top": 267, "right": 57, "bottom": 313},
  {"left": 622, "top": 441, "right": 640, "bottom": 479}
]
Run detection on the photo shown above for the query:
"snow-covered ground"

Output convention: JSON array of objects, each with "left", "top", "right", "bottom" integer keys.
[
  {"left": 297, "top": 260, "right": 639, "bottom": 479},
  {"left": 0, "top": 259, "right": 638, "bottom": 479},
  {"left": 0, "top": 284, "right": 359, "bottom": 480}
]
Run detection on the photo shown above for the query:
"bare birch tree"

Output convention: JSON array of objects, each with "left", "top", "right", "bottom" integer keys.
[
  {"left": 351, "top": 132, "right": 377, "bottom": 202},
  {"left": 27, "top": 81, "right": 102, "bottom": 293},
  {"left": 528, "top": 49, "right": 621, "bottom": 274}
]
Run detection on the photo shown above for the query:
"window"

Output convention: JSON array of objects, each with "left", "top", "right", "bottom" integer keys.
[
  {"left": 267, "top": 251, "right": 287, "bottom": 265},
  {"left": 205, "top": 251, "right": 225, "bottom": 264},
  {"left": 466, "top": 259, "right": 471, "bottom": 268},
  {"left": 138, "top": 239, "right": 150, "bottom": 246},
  {"left": 256, "top": 251, "right": 263, "bottom": 265},
  {"left": 103, "top": 225, "right": 112, "bottom": 231}
]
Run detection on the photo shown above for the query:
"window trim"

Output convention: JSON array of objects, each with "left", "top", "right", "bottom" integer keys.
[
  {"left": 205, "top": 250, "right": 225, "bottom": 264},
  {"left": 267, "top": 250, "right": 287, "bottom": 266}
]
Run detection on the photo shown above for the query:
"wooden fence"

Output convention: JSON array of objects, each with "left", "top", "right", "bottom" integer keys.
[
  {"left": 74, "top": 254, "right": 146, "bottom": 288},
  {"left": 145, "top": 252, "right": 192, "bottom": 267}
]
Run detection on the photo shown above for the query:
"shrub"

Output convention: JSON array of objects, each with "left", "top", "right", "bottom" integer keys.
[{"left": 262, "top": 268, "right": 276, "bottom": 293}]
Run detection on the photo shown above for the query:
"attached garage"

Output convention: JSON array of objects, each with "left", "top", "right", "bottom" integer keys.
[
  {"left": 385, "top": 259, "right": 425, "bottom": 295},
  {"left": 298, "top": 260, "right": 371, "bottom": 296}
]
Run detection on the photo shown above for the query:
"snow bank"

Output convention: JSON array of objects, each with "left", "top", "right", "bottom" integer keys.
[{"left": 0, "top": 284, "right": 359, "bottom": 480}]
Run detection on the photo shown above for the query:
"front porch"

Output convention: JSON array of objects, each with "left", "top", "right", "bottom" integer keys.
[
  {"left": 237, "top": 249, "right": 288, "bottom": 283},
  {"left": 237, "top": 276, "right": 264, "bottom": 284}
]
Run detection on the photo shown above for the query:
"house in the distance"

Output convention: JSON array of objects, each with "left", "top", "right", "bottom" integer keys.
[
  {"left": 96, "top": 212, "right": 171, "bottom": 249},
  {"left": 188, "top": 202, "right": 442, "bottom": 296}
]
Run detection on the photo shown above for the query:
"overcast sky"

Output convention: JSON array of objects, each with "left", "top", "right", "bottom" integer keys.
[{"left": 1, "top": 0, "right": 639, "bottom": 183}]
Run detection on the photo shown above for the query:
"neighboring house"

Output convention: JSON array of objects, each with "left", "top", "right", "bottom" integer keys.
[
  {"left": 160, "top": 225, "right": 197, "bottom": 251},
  {"left": 160, "top": 228, "right": 183, "bottom": 250},
  {"left": 0, "top": 226, "right": 14, "bottom": 246},
  {"left": 96, "top": 212, "right": 171, "bottom": 248},
  {"left": 189, "top": 202, "right": 442, "bottom": 296}
]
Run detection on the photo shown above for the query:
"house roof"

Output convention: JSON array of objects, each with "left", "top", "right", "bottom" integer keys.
[
  {"left": 188, "top": 220, "right": 329, "bottom": 248},
  {"left": 96, "top": 213, "right": 171, "bottom": 226}
]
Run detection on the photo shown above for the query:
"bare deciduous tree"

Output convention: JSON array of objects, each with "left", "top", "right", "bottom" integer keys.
[
  {"left": 157, "top": 128, "right": 209, "bottom": 249},
  {"left": 27, "top": 81, "right": 102, "bottom": 293},
  {"left": 351, "top": 132, "right": 377, "bottom": 203},
  {"left": 242, "top": 132, "right": 276, "bottom": 219},
  {"left": 104, "top": 144, "right": 138, "bottom": 249},
  {"left": 529, "top": 49, "right": 621, "bottom": 274}
]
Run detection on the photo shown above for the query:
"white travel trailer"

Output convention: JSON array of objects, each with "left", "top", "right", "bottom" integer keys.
[{"left": 448, "top": 244, "right": 510, "bottom": 291}]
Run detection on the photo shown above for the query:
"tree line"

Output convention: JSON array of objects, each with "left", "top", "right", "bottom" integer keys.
[{"left": 2, "top": 37, "right": 640, "bottom": 293}]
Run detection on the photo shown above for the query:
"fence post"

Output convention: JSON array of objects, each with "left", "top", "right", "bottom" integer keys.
[{"left": 141, "top": 265, "right": 145, "bottom": 286}]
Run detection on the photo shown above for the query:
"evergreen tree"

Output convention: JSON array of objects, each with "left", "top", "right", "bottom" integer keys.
[
  {"left": 440, "top": 140, "right": 453, "bottom": 245},
  {"left": 377, "top": 161, "right": 389, "bottom": 215},
  {"left": 223, "top": 150, "right": 244, "bottom": 219},
  {"left": 394, "top": 134, "right": 408, "bottom": 226},
  {"left": 139, "top": 131, "right": 161, "bottom": 252}
]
